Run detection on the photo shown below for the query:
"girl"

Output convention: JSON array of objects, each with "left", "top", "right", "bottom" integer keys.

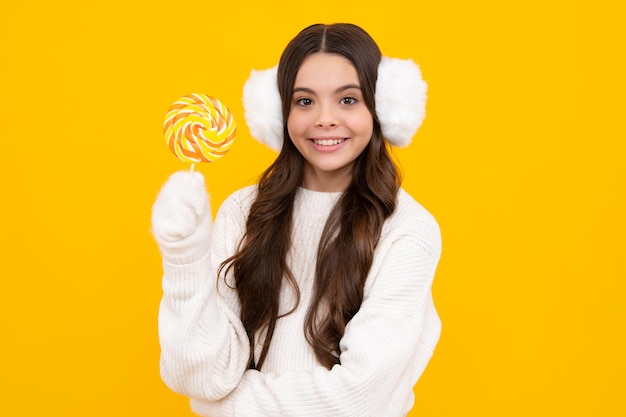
[{"left": 152, "top": 23, "right": 441, "bottom": 417}]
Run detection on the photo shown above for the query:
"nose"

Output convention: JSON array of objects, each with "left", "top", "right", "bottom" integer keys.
[{"left": 315, "top": 103, "right": 337, "bottom": 127}]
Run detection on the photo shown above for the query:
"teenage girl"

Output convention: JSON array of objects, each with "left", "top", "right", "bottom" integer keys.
[{"left": 152, "top": 23, "right": 442, "bottom": 417}]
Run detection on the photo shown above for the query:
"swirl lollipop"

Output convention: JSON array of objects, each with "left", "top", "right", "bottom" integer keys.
[{"left": 163, "top": 93, "right": 236, "bottom": 171}]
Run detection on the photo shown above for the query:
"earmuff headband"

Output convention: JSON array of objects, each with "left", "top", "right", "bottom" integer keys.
[{"left": 242, "top": 57, "right": 427, "bottom": 151}]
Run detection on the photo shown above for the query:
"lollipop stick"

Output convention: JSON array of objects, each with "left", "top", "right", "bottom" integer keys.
[{"left": 189, "top": 163, "right": 195, "bottom": 175}]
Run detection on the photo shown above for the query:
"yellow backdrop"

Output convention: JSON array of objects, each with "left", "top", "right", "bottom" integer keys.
[{"left": 1, "top": 0, "right": 624, "bottom": 416}]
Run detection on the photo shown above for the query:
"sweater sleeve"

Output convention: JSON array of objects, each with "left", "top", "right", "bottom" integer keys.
[
  {"left": 158, "top": 189, "right": 253, "bottom": 401},
  {"left": 208, "top": 210, "right": 443, "bottom": 417}
]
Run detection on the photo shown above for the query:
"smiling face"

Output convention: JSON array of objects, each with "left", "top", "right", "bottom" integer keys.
[{"left": 287, "top": 52, "right": 374, "bottom": 192}]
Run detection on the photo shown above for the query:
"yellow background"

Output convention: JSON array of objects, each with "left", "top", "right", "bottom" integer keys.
[{"left": 1, "top": 0, "right": 624, "bottom": 415}]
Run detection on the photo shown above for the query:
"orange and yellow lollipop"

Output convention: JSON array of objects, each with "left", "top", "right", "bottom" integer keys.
[{"left": 163, "top": 93, "right": 236, "bottom": 168}]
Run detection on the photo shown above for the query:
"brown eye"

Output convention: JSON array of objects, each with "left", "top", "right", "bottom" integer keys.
[{"left": 296, "top": 98, "right": 313, "bottom": 106}]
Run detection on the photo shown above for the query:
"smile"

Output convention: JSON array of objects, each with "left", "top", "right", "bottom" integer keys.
[{"left": 312, "top": 138, "right": 346, "bottom": 146}]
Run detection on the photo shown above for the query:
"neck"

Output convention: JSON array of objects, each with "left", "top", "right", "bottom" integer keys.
[{"left": 301, "top": 165, "right": 352, "bottom": 192}]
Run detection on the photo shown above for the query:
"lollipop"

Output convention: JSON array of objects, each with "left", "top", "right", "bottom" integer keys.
[{"left": 163, "top": 93, "right": 236, "bottom": 169}]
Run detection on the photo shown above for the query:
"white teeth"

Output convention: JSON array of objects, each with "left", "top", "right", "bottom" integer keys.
[{"left": 313, "top": 139, "right": 344, "bottom": 146}]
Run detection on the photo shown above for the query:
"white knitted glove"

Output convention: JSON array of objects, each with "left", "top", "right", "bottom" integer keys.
[{"left": 151, "top": 171, "right": 212, "bottom": 261}]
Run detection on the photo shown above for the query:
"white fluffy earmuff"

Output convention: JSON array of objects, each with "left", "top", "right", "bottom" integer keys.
[{"left": 242, "top": 57, "right": 427, "bottom": 151}]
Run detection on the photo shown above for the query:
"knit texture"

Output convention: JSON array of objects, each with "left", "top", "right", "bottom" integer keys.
[{"left": 158, "top": 186, "right": 442, "bottom": 417}]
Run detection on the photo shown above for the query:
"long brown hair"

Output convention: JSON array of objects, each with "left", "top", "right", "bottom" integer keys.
[{"left": 221, "top": 23, "right": 400, "bottom": 370}]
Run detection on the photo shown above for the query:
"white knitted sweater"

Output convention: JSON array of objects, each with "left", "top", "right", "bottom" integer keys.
[{"left": 158, "top": 186, "right": 442, "bottom": 417}]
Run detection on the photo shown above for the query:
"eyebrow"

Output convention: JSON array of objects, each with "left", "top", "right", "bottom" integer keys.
[{"left": 293, "top": 84, "right": 362, "bottom": 94}]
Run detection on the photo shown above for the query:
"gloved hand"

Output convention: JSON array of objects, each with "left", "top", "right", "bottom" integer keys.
[{"left": 151, "top": 171, "right": 212, "bottom": 261}]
